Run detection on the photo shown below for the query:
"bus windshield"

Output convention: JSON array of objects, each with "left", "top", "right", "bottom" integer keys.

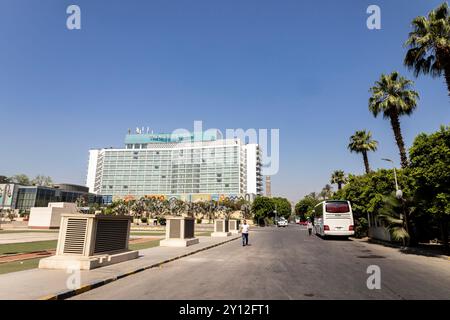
[{"left": 325, "top": 202, "right": 350, "bottom": 213}]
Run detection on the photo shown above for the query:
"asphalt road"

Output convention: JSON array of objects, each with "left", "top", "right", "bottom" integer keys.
[{"left": 72, "top": 225, "right": 450, "bottom": 300}]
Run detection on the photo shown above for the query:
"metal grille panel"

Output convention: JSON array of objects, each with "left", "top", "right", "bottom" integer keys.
[
  {"left": 63, "top": 218, "right": 87, "bottom": 255},
  {"left": 184, "top": 219, "right": 194, "bottom": 238},
  {"left": 216, "top": 221, "right": 223, "bottom": 232},
  {"left": 94, "top": 220, "right": 128, "bottom": 254},
  {"left": 169, "top": 219, "right": 181, "bottom": 238}
]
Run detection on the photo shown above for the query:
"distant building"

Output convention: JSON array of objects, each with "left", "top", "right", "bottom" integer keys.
[
  {"left": 265, "top": 176, "right": 272, "bottom": 197},
  {"left": 87, "top": 130, "right": 263, "bottom": 202},
  {"left": 0, "top": 183, "right": 102, "bottom": 212}
]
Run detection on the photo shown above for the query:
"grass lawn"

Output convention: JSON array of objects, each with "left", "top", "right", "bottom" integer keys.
[
  {"left": 128, "top": 239, "right": 161, "bottom": 251},
  {"left": 0, "top": 230, "right": 58, "bottom": 234},
  {"left": 0, "top": 239, "right": 162, "bottom": 275},
  {"left": 0, "top": 240, "right": 58, "bottom": 256},
  {"left": 196, "top": 231, "right": 212, "bottom": 236},
  {"left": 0, "top": 258, "right": 41, "bottom": 275},
  {"left": 130, "top": 232, "right": 166, "bottom": 236}
]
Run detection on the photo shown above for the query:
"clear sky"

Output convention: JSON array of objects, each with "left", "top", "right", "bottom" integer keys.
[{"left": 0, "top": 0, "right": 449, "bottom": 203}]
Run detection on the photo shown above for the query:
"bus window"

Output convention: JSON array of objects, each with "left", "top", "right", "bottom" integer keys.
[{"left": 325, "top": 202, "right": 350, "bottom": 213}]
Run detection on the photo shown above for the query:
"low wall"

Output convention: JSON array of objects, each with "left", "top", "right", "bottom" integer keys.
[
  {"left": 29, "top": 203, "right": 78, "bottom": 229},
  {"left": 369, "top": 226, "right": 392, "bottom": 242}
]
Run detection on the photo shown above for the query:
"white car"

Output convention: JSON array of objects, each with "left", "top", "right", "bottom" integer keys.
[{"left": 277, "top": 219, "right": 288, "bottom": 227}]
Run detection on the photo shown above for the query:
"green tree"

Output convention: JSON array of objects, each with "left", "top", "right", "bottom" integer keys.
[
  {"left": 333, "top": 169, "right": 413, "bottom": 239},
  {"left": 348, "top": 130, "right": 378, "bottom": 174},
  {"left": 369, "top": 72, "right": 419, "bottom": 168},
  {"left": 112, "top": 203, "right": 129, "bottom": 215},
  {"left": 295, "top": 196, "right": 320, "bottom": 221},
  {"left": 31, "top": 175, "right": 53, "bottom": 187},
  {"left": 11, "top": 174, "right": 31, "bottom": 186},
  {"left": 378, "top": 193, "right": 417, "bottom": 246},
  {"left": 251, "top": 196, "right": 275, "bottom": 226},
  {"left": 320, "top": 184, "right": 333, "bottom": 200},
  {"left": 272, "top": 197, "right": 292, "bottom": 219},
  {"left": 168, "top": 198, "right": 186, "bottom": 217},
  {"left": 331, "top": 170, "right": 347, "bottom": 190},
  {"left": 404, "top": 2, "right": 450, "bottom": 96},
  {"left": 0, "top": 176, "right": 11, "bottom": 183},
  {"left": 131, "top": 198, "right": 147, "bottom": 218},
  {"left": 75, "top": 196, "right": 87, "bottom": 211},
  {"left": 409, "top": 125, "right": 450, "bottom": 251}
]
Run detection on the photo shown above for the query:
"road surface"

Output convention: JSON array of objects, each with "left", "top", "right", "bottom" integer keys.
[{"left": 72, "top": 225, "right": 450, "bottom": 300}]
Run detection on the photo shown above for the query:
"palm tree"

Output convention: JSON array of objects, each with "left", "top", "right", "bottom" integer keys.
[
  {"left": 369, "top": 72, "right": 419, "bottom": 168},
  {"left": 378, "top": 193, "right": 417, "bottom": 246},
  {"left": 330, "top": 170, "right": 347, "bottom": 190},
  {"left": 404, "top": 2, "right": 450, "bottom": 96},
  {"left": 348, "top": 130, "right": 378, "bottom": 174},
  {"left": 131, "top": 198, "right": 147, "bottom": 219},
  {"left": 320, "top": 184, "right": 333, "bottom": 200}
]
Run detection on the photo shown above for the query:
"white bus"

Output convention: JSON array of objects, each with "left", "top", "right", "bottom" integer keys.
[{"left": 313, "top": 200, "right": 355, "bottom": 238}]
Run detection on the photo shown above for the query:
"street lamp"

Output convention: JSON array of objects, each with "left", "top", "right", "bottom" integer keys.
[
  {"left": 382, "top": 158, "right": 402, "bottom": 199},
  {"left": 274, "top": 204, "right": 278, "bottom": 225}
]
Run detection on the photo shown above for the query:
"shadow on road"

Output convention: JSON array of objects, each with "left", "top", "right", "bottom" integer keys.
[{"left": 315, "top": 235, "right": 352, "bottom": 241}]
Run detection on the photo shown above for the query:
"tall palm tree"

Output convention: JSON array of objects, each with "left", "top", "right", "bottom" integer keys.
[
  {"left": 320, "top": 184, "right": 333, "bottom": 200},
  {"left": 404, "top": 2, "right": 450, "bottom": 96},
  {"left": 330, "top": 170, "right": 347, "bottom": 190},
  {"left": 348, "top": 130, "right": 378, "bottom": 174},
  {"left": 369, "top": 72, "right": 419, "bottom": 168}
]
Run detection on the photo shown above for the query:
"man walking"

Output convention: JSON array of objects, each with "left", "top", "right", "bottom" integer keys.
[
  {"left": 241, "top": 220, "right": 250, "bottom": 246},
  {"left": 307, "top": 219, "right": 313, "bottom": 236}
]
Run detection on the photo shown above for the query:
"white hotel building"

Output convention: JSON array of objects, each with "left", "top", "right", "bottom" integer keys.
[{"left": 86, "top": 130, "right": 263, "bottom": 202}]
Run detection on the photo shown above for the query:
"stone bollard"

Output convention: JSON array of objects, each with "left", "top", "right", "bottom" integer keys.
[
  {"left": 39, "top": 214, "right": 138, "bottom": 270},
  {"left": 160, "top": 216, "right": 199, "bottom": 247},
  {"left": 228, "top": 219, "right": 241, "bottom": 234},
  {"left": 211, "top": 219, "right": 231, "bottom": 237}
]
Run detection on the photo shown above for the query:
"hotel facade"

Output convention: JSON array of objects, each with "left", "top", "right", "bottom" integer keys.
[{"left": 86, "top": 131, "right": 263, "bottom": 202}]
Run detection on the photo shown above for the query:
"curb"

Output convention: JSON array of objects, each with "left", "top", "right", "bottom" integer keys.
[{"left": 38, "top": 236, "right": 240, "bottom": 300}]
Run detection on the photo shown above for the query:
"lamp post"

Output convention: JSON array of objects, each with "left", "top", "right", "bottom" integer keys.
[
  {"left": 274, "top": 204, "right": 277, "bottom": 226},
  {"left": 382, "top": 158, "right": 410, "bottom": 246},
  {"left": 382, "top": 158, "right": 402, "bottom": 199}
]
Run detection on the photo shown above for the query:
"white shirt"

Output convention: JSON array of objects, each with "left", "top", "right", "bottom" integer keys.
[{"left": 241, "top": 224, "right": 250, "bottom": 234}]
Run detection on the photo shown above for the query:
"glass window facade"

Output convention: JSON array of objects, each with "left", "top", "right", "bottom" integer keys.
[
  {"left": 15, "top": 186, "right": 102, "bottom": 211},
  {"left": 93, "top": 140, "right": 249, "bottom": 198}
]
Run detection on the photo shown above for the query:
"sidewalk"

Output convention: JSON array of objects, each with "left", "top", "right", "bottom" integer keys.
[
  {"left": 352, "top": 237, "right": 450, "bottom": 260},
  {"left": 0, "top": 232, "right": 59, "bottom": 244},
  {"left": 0, "top": 235, "right": 240, "bottom": 300}
]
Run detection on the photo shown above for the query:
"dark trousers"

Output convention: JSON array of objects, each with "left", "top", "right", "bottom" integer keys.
[
  {"left": 242, "top": 233, "right": 249, "bottom": 246},
  {"left": 308, "top": 228, "right": 312, "bottom": 236}
]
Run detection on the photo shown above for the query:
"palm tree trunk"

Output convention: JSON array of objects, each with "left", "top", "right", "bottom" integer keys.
[
  {"left": 362, "top": 151, "right": 370, "bottom": 174},
  {"left": 445, "top": 63, "right": 450, "bottom": 97},
  {"left": 436, "top": 47, "right": 450, "bottom": 97},
  {"left": 389, "top": 113, "right": 409, "bottom": 168},
  {"left": 338, "top": 183, "right": 342, "bottom": 190},
  {"left": 441, "top": 216, "right": 449, "bottom": 254}
]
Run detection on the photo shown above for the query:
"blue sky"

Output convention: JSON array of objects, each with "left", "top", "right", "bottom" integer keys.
[{"left": 0, "top": 0, "right": 449, "bottom": 202}]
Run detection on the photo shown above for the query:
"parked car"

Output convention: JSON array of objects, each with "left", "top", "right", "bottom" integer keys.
[
  {"left": 299, "top": 221, "right": 308, "bottom": 226},
  {"left": 277, "top": 219, "right": 288, "bottom": 227}
]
